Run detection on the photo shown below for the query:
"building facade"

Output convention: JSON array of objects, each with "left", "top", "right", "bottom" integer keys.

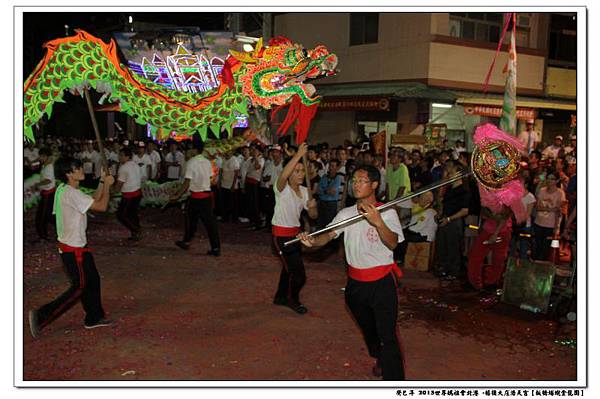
[{"left": 273, "top": 12, "right": 577, "bottom": 150}]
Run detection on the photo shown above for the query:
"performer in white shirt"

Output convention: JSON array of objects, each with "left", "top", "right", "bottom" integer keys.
[
  {"left": 298, "top": 164, "right": 406, "bottom": 380},
  {"left": 219, "top": 151, "right": 241, "bottom": 222},
  {"left": 245, "top": 145, "right": 265, "bottom": 229},
  {"left": 34, "top": 147, "right": 56, "bottom": 240},
  {"left": 113, "top": 147, "right": 143, "bottom": 241},
  {"left": 132, "top": 142, "right": 152, "bottom": 182},
  {"left": 169, "top": 140, "right": 221, "bottom": 256},
  {"left": 28, "top": 156, "right": 115, "bottom": 338},
  {"left": 272, "top": 143, "right": 317, "bottom": 314},
  {"left": 259, "top": 145, "right": 284, "bottom": 230}
]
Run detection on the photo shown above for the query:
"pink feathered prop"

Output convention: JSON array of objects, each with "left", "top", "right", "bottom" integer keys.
[{"left": 473, "top": 123, "right": 527, "bottom": 224}]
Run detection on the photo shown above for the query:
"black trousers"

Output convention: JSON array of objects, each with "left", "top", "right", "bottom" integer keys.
[
  {"left": 116, "top": 196, "right": 141, "bottom": 235},
  {"left": 273, "top": 236, "right": 306, "bottom": 305},
  {"left": 183, "top": 197, "right": 220, "bottom": 250},
  {"left": 345, "top": 273, "right": 405, "bottom": 380},
  {"left": 261, "top": 187, "right": 275, "bottom": 227},
  {"left": 245, "top": 183, "right": 261, "bottom": 225},
  {"left": 433, "top": 219, "right": 464, "bottom": 277},
  {"left": 317, "top": 200, "right": 338, "bottom": 230},
  {"left": 219, "top": 187, "right": 238, "bottom": 222},
  {"left": 532, "top": 224, "right": 554, "bottom": 261},
  {"left": 35, "top": 191, "right": 55, "bottom": 239},
  {"left": 394, "top": 229, "right": 427, "bottom": 264},
  {"left": 37, "top": 250, "right": 105, "bottom": 329}
]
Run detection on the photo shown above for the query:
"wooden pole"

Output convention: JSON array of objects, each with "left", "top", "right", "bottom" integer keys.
[{"left": 83, "top": 87, "right": 108, "bottom": 169}]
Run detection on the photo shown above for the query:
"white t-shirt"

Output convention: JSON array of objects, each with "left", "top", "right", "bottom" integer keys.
[
  {"left": 263, "top": 160, "right": 284, "bottom": 188},
  {"left": 39, "top": 163, "right": 55, "bottom": 191},
  {"left": 542, "top": 145, "right": 562, "bottom": 160},
  {"left": 165, "top": 151, "right": 185, "bottom": 180},
  {"left": 148, "top": 150, "right": 162, "bottom": 179},
  {"left": 132, "top": 153, "right": 152, "bottom": 181},
  {"left": 221, "top": 156, "right": 241, "bottom": 190},
  {"left": 329, "top": 204, "right": 404, "bottom": 268},
  {"left": 246, "top": 157, "right": 265, "bottom": 181},
  {"left": 408, "top": 208, "right": 437, "bottom": 242},
  {"left": 92, "top": 151, "right": 103, "bottom": 178},
  {"left": 522, "top": 192, "right": 537, "bottom": 227},
  {"left": 108, "top": 150, "right": 119, "bottom": 176},
  {"left": 81, "top": 150, "right": 97, "bottom": 174},
  {"left": 117, "top": 160, "right": 142, "bottom": 193},
  {"left": 184, "top": 154, "right": 213, "bottom": 192},
  {"left": 271, "top": 183, "right": 309, "bottom": 228},
  {"left": 57, "top": 185, "right": 94, "bottom": 247},
  {"left": 240, "top": 157, "right": 253, "bottom": 187}
]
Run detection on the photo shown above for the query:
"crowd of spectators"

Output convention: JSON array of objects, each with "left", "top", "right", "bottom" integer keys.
[{"left": 24, "top": 125, "right": 577, "bottom": 290}]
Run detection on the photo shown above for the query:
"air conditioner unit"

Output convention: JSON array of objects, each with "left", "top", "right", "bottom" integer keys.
[{"left": 517, "top": 14, "right": 531, "bottom": 28}]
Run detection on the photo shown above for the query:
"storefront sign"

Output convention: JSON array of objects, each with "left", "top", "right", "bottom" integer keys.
[
  {"left": 319, "top": 97, "right": 390, "bottom": 111},
  {"left": 463, "top": 105, "right": 536, "bottom": 120}
]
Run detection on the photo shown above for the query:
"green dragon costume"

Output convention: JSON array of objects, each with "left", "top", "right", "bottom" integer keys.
[{"left": 23, "top": 30, "right": 338, "bottom": 144}]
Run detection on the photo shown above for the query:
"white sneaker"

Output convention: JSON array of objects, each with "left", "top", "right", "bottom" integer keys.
[{"left": 238, "top": 217, "right": 250, "bottom": 223}]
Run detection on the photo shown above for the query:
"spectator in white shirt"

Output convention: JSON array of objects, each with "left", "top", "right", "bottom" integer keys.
[
  {"left": 132, "top": 142, "right": 152, "bottom": 183},
  {"left": 393, "top": 192, "right": 437, "bottom": 265},
  {"left": 164, "top": 141, "right": 185, "bottom": 181},
  {"left": 147, "top": 141, "right": 162, "bottom": 181},
  {"left": 542, "top": 135, "right": 564, "bottom": 160},
  {"left": 113, "top": 147, "right": 143, "bottom": 241},
  {"left": 34, "top": 147, "right": 56, "bottom": 240}
]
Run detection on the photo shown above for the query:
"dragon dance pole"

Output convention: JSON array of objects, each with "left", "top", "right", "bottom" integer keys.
[
  {"left": 83, "top": 87, "right": 108, "bottom": 168},
  {"left": 284, "top": 170, "right": 472, "bottom": 247}
]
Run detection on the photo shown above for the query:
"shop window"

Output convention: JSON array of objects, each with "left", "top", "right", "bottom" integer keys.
[
  {"left": 449, "top": 12, "right": 530, "bottom": 47},
  {"left": 349, "top": 13, "right": 379, "bottom": 46},
  {"left": 548, "top": 13, "right": 576, "bottom": 67}
]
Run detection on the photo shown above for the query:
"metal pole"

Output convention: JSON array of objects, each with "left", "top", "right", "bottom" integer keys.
[{"left": 284, "top": 170, "right": 472, "bottom": 247}]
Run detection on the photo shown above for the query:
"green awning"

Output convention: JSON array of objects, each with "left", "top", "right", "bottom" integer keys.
[{"left": 316, "top": 82, "right": 457, "bottom": 102}]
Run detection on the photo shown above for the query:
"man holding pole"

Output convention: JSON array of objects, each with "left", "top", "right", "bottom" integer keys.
[
  {"left": 297, "top": 164, "right": 406, "bottom": 380},
  {"left": 272, "top": 143, "right": 317, "bottom": 314}
]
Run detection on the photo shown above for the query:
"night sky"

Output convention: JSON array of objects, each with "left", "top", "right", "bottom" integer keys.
[{"left": 23, "top": 12, "right": 231, "bottom": 77}]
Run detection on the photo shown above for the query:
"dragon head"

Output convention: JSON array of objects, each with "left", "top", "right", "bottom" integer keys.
[{"left": 229, "top": 36, "right": 338, "bottom": 110}]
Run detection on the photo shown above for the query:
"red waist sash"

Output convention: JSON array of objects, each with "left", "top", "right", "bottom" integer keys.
[
  {"left": 41, "top": 187, "right": 56, "bottom": 196},
  {"left": 348, "top": 263, "right": 403, "bottom": 282},
  {"left": 245, "top": 177, "right": 260, "bottom": 185},
  {"left": 190, "top": 191, "right": 213, "bottom": 199},
  {"left": 122, "top": 189, "right": 142, "bottom": 198},
  {"left": 58, "top": 242, "right": 92, "bottom": 267},
  {"left": 272, "top": 225, "right": 301, "bottom": 238}
]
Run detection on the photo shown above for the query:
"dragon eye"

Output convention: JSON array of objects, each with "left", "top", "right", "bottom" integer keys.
[{"left": 302, "top": 49, "right": 308, "bottom": 58}]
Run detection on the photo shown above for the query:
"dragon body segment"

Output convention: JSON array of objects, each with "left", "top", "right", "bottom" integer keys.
[{"left": 24, "top": 30, "right": 337, "bottom": 143}]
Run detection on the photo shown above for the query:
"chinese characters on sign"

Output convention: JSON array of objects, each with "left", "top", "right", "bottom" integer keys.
[{"left": 464, "top": 105, "right": 536, "bottom": 120}]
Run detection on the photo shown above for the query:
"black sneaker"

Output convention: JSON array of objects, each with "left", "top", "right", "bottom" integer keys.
[
  {"left": 273, "top": 297, "right": 288, "bottom": 306},
  {"left": 175, "top": 241, "right": 190, "bottom": 250},
  {"left": 206, "top": 249, "right": 221, "bottom": 257},
  {"left": 288, "top": 302, "right": 308, "bottom": 315},
  {"left": 84, "top": 318, "right": 113, "bottom": 329},
  {"left": 28, "top": 310, "right": 40, "bottom": 339}
]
